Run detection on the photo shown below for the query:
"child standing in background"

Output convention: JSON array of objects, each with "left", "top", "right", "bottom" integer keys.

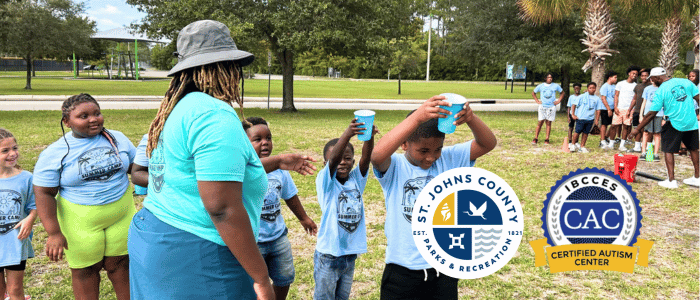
[
  {"left": 0, "top": 129, "right": 36, "bottom": 300},
  {"left": 567, "top": 83, "right": 582, "bottom": 149},
  {"left": 314, "top": 119, "right": 376, "bottom": 300},
  {"left": 570, "top": 82, "right": 602, "bottom": 153},
  {"left": 243, "top": 117, "right": 318, "bottom": 300},
  {"left": 371, "top": 96, "right": 496, "bottom": 299}
]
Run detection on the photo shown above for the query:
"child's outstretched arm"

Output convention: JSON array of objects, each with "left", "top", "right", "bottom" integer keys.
[
  {"left": 359, "top": 125, "right": 379, "bottom": 177},
  {"left": 328, "top": 119, "right": 364, "bottom": 176},
  {"left": 261, "top": 154, "right": 317, "bottom": 175},
  {"left": 453, "top": 102, "right": 497, "bottom": 160},
  {"left": 371, "top": 95, "right": 450, "bottom": 173},
  {"left": 284, "top": 195, "right": 318, "bottom": 236}
]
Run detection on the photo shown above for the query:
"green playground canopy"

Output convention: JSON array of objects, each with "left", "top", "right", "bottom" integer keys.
[{"left": 88, "top": 28, "right": 170, "bottom": 79}]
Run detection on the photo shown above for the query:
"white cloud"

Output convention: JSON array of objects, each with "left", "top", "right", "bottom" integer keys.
[
  {"left": 93, "top": 4, "right": 121, "bottom": 15},
  {"left": 97, "top": 18, "right": 119, "bottom": 28}
]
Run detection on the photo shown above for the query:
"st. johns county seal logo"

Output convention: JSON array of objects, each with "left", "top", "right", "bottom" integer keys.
[
  {"left": 412, "top": 167, "right": 523, "bottom": 279},
  {"left": 530, "top": 168, "right": 654, "bottom": 273}
]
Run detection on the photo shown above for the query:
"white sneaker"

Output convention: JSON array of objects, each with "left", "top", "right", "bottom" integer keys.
[
  {"left": 658, "top": 180, "right": 679, "bottom": 189},
  {"left": 631, "top": 146, "right": 642, "bottom": 153},
  {"left": 599, "top": 141, "right": 606, "bottom": 148},
  {"left": 683, "top": 177, "right": 700, "bottom": 187},
  {"left": 568, "top": 144, "right": 576, "bottom": 152},
  {"left": 579, "top": 147, "right": 589, "bottom": 153},
  {"left": 575, "top": 143, "right": 581, "bottom": 150}
]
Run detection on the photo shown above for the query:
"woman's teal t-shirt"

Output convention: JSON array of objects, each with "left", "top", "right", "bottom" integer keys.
[{"left": 143, "top": 92, "right": 268, "bottom": 246}]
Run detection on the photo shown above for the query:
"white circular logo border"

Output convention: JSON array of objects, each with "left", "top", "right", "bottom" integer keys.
[{"left": 412, "top": 167, "right": 523, "bottom": 279}]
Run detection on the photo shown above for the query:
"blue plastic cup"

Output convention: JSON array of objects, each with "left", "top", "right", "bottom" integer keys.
[
  {"left": 438, "top": 93, "right": 468, "bottom": 134},
  {"left": 354, "top": 110, "right": 375, "bottom": 141}
]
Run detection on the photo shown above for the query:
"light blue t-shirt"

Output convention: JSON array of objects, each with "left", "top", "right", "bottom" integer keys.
[
  {"left": 33, "top": 130, "right": 136, "bottom": 205},
  {"left": 134, "top": 134, "right": 149, "bottom": 167},
  {"left": 258, "top": 170, "right": 298, "bottom": 243},
  {"left": 374, "top": 141, "right": 474, "bottom": 270},
  {"left": 598, "top": 83, "right": 616, "bottom": 110},
  {"left": 534, "top": 83, "right": 563, "bottom": 108},
  {"left": 642, "top": 85, "right": 662, "bottom": 117},
  {"left": 316, "top": 165, "right": 369, "bottom": 257},
  {"left": 572, "top": 93, "right": 601, "bottom": 121},
  {"left": 143, "top": 92, "right": 268, "bottom": 246},
  {"left": 0, "top": 171, "right": 36, "bottom": 267},
  {"left": 650, "top": 78, "right": 700, "bottom": 131},
  {"left": 567, "top": 94, "right": 579, "bottom": 109}
]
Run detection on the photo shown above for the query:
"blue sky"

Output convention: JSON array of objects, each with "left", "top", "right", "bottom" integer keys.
[{"left": 83, "top": 0, "right": 146, "bottom": 32}]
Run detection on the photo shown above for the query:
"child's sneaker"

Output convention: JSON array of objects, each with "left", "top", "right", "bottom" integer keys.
[
  {"left": 575, "top": 143, "right": 581, "bottom": 150},
  {"left": 579, "top": 147, "right": 589, "bottom": 153},
  {"left": 658, "top": 179, "right": 679, "bottom": 189},
  {"left": 599, "top": 141, "right": 607, "bottom": 148},
  {"left": 618, "top": 142, "right": 627, "bottom": 152},
  {"left": 531, "top": 138, "right": 538, "bottom": 145},
  {"left": 683, "top": 177, "right": 700, "bottom": 187},
  {"left": 568, "top": 144, "right": 576, "bottom": 152},
  {"left": 614, "top": 138, "right": 621, "bottom": 145},
  {"left": 653, "top": 155, "right": 660, "bottom": 161},
  {"left": 639, "top": 153, "right": 646, "bottom": 159},
  {"left": 544, "top": 139, "right": 550, "bottom": 145},
  {"left": 632, "top": 144, "right": 642, "bottom": 153}
]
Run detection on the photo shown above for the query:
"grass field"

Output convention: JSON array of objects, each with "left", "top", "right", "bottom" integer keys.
[
  {"left": 2, "top": 108, "right": 698, "bottom": 299},
  {"left": 0, "top": 75, "right": 536, "bottom": 100}
]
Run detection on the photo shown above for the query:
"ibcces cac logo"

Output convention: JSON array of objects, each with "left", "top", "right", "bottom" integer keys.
[
  {"left": 530, "top": 168, "right": 654, "bottom": 273},
  {"left": 412, "top": 167, "right": 523, "bottom": 279}
]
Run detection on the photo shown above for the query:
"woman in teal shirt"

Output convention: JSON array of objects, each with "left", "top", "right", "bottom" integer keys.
[{"left": 128, "top": 20, "right": 273, "bottom": 299}]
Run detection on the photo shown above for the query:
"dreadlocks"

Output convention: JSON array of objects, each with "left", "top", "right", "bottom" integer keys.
[
  {"left": 147, "top": 61, "right": 244, "bottom": 156},
  {"left": 0, "top": 128, "right": 21, "bottom": 170}
]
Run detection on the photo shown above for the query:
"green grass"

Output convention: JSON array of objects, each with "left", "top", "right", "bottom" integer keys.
[
  {"left": 2, "top": 109, "right": 697, "bottom": 299},
  {"left": 0, "top": 75, "right": 536, "bottom": 99}
]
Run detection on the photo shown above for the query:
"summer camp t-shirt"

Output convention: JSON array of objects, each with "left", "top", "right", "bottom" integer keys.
[
  {"left": 599, "top": 83, "right": 616, "bottom": 110},
  {"left": 33, "top": 130, "right": 136, "bottom": 205},
  {"left": 572, "top": 93, "right": 601, "bottom": 121},
  {"left": 258, "top": 170, "right": 298, "bottom": 243},
  {"left": 642, "top": 85, "right": 662, "bottom": 117},
  {"left": 0, "top": 171, "right": 36, "bottom": 267},
  {"left": 143, "top": 92, "right": 268, "bottom": 246},
  {"left": 316, "top": 165, "right": 369, "bottom": 257},
  {"left": 534, "top": 83, "right": 563, "bottom": 108},
  {"left": 374, "top": 141, "right": 474, "bottom": 270},
  {"left": 134, "top": 134, "right": 149, "bottom": 167},
  {"left": 567, "top": 94, "right": 579, "bottom": 109},
  {"left": 650, "top": 78, "right": 700, "bottom": 131},
  {"left": 615, "top": 80, "right": 637, "bottom": 110}
]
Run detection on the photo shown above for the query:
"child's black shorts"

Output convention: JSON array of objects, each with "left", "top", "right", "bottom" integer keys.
[
  {"left": 660, "top": 121, "right": 699, "bottom": 153},
  {"left": 380, "top": 263, "right": 458, "bottom": 300},
  {"left": 568, "top": 113, "right": 576, "bottom": 128},
  {"left": 599, "top": 110, "right": 613, "bottom": 126},
  {"left": 0, "top": 260, "right": 27, "bottom": 271}
]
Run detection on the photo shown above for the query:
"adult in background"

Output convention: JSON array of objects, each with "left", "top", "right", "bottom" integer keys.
[
  {"left": 33, "top": 94, "right": 136, "bottom": 300},
  {"left": 630, "top": 68, "right": 651, "bottom": 152},
  {"left": 629, "top": 67, "right": 700, "bottom": 188},
  {"left": 688, "top": 69, "right": 700, "bottom": 122},
  {"left": 128, "top": 20, "right": 273, "bottom": 299},
  {"left": 531, "top": 73, "right": 564, "bottom": 145},
  {"left": 613, "top": 65, "right": 640, "bottom": 152}
]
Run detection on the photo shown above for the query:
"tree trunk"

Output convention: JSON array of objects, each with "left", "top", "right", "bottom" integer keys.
[
  {"left": 277, "top": 48, "right": 296, "bottom": 112},
  {"left": 24, "top": 55, "right": 32, "bottom": 90},
  {"left": 560, "top": 65, "right": 570, "bottom": 112},
  {"left": 659, "top": 15, "right": 682, "bottom": 74},
  {"left": 398, "top": 70, "right": 402, "bottom": 95},
  {"left": 32, "top": 60, "right": 36, "bottom": 77},
  {"left": 591, "top": 58, "right": 605, "bottom": 96}
]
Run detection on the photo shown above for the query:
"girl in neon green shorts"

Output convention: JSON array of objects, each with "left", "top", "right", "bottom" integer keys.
[{"left": 34, "top": 94, "right": 136, "bottom": 300}]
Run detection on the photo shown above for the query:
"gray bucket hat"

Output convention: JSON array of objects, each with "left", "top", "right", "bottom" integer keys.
[{"left": 167, "top": 20, "right": 254, "bottom": 76}]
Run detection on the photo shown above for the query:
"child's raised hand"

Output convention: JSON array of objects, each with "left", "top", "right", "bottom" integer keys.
[
  {"left": 14, "top": 217, "right": 34, "bottom": 240},
  {"left": 413, "top": 95, "right": 451, "bottom": 123},
  {"left": 278, "top": 153, "right": 317, "bottom": 176},
  {"left": 453, "top": 101, "right": 474, "bottom": 126},
  {"left": 370, "top": 125, "right": 379, "bottom": 139},
  {"left": 300, "top": 217, "right": 318, "bottom": 236},
  {"left": 348, "top": 118, "right": 365, "bottom": 136}
]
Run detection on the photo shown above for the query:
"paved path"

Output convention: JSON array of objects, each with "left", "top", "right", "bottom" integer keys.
[{"left": 0, "top": 95, "right": 543, "bottom": 111}]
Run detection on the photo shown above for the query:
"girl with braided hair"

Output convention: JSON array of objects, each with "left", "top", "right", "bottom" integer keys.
[
  {"left": 33, "top": 93, "right": 136, "bottom": 300},
  {"left": 128, "top": 20, "right": 274, "bottom": 300}
]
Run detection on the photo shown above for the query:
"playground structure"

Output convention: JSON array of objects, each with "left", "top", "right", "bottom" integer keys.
[{"left": 89, "top": 27, "right": 170, "bottom": 80}]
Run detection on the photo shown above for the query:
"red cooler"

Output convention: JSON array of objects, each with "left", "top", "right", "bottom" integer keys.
[{"left": 614, "top": 154, "right": 638, "bottom": 183}]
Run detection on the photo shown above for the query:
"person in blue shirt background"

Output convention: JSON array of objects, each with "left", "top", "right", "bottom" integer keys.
[
  {"left": 531, "top": 72, "right": 564, "bottom": 145},
  {"left": 630, "top": 67, "right": 700, "bottom": 189},
  {"left": 570, "top": 82, "right": 602, "bottom": 153},
  {"left": 567, "top": 83, "right": 582, "bottom": 150},
  {"left": 314, "top": 118, "right": 376, "bottom": 300},
  {"left": 371, "top": 96, "right": 496, "bottom": 300},
  {"left": 598, "top": 71, "right": 617, "bottom": 149}
]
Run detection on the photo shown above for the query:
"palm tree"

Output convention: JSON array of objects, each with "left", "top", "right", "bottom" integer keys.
[
  {"left": 517, "top": 0, "right": 618, "bottom": 89},
  {"left": 693, "top": 13, "right": 699, "bottom": 68}
]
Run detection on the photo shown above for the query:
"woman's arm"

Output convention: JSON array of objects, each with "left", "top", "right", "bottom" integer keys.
[
  {"left": 131, "top": 164, "right": 148, "bottom": 187},
  {"left": 34, "top": 186, "right": 67, "bottom": 261},
  {"left": 198, "top": 181, "right": 274, "bottom": 300}
]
